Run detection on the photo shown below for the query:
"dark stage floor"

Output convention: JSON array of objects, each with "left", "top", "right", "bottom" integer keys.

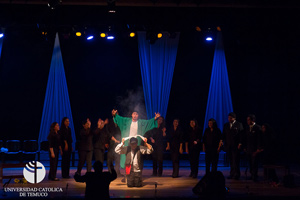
[{"left": 1, "top": 162, "right": 300, "bottom": 200}]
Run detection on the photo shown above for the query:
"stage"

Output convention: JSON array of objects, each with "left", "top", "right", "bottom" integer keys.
[{"left": 1, "top": 164, "right": 300, "bottom": 200}]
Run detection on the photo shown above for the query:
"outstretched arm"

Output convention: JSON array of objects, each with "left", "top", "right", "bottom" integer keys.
[
  {"left": 115, "top": 138, "right": 127, "bottom": 154},
  {"left": 154, "top": 112, "right": 161, "bottom": 120}
]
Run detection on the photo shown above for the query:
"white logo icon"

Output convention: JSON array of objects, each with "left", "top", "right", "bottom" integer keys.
[{"left": 23, "top": 161, "right": 46, "bottom": 184}]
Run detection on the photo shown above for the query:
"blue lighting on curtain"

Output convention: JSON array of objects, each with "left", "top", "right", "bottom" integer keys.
[
  {"left": 203, "top": 32, "right": 233, "bottom": 132},
  {"left": 0, "top": 34, "right": 4, "bottom": 60},
  {"left": 137, "top": 31, "right": 180, "bottom": 118},
  {"left": 38, "top": 33, "right": 76, "bottom": 149}
]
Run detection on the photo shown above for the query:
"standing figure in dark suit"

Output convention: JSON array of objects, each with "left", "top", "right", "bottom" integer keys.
[
  {"left": 106, "top": 118, "right": 122, "bottom": 176},
  {"left": 76, "top": 118, "right": 93, "bottom": 175},
  {"left": 93, "top": 118, "right": 109, "bottom": 164},
  {"left": 203, "top": 118, "right": 222, "bottom": 174},
  {"left": 166, "top": 119, "right": 184, "bottom": 178},
  {"left": 60, "top": 117, "right": 73, "bottom": 178},
  {"left": 144, "top": 116, "right": 167, "bottom": 177},
  {"left": 244, "top": 114, "right": 262, "bottom": 182},
  {"left": 186, "top": 119, "right": 202, "bottom": 178},
  {"left": 74, "top": 161, "right": 117, "bottom": 199},
  {"left": 223, "top": 112, "right": 244, "bottom": 180},
  {"left": 47, "top": 122, "right": 62, "bottom": 181}
]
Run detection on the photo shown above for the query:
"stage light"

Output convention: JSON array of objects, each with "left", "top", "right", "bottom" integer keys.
[
  {"left": 107, "top": 36, "right": 114, "bottom": 40},
  {"left": 48, "top": 0, "right": 62, "bottom": 9},
  {"left": 195, "top": 26, "right": 201, "bottom": 32},
  {"left": 0, "top": 33, "right": 4, "bottom": 38},
  {"left": 129, "top": 32, "right": 135, "bottom": 37},
  {"left": 206, "top": 37, "right": 213, "bottom": 41},
  {"left": 100, "top": 33, "right": 106, "bottom": 38},
  {"left": 157, "top": 33, "right": 163, "bottom": 38},
  {"left": 107, "top": 0, "right": 116, "bottom": 13},
  {"left": 76, "top": 32, "right": 82, "bottom": 37},
  {"left": 87, "top": 36, "right": 94, "bottom": 40}
]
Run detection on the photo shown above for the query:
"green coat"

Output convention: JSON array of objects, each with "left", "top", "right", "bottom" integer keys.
[{"left": 113, "top": 114, "right": 157, "bottom": 168}]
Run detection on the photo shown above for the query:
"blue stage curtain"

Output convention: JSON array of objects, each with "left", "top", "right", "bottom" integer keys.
[
  {"left": 137, "top": 32, "right": 180, "bottom": 118},
  {"left": 0, "top": 35, "right": 4, "bottom": 60},
  {"left": 38, "top": 33, "right": 76, "bottom": 149},
  {"left": 203, "top": 32, "right": 233, "bottom": 132}
]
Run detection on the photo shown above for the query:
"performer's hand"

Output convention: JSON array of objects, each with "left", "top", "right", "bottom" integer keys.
[
  {"left": 238, "top": 144, "right": 242, "bottom": 150},
  {"left": 64, "top": 144, "right": 68, "bottom": 152},
  {"left": 51, "top": 153, "right": 55, "bottom": 158},
  {"left": 60, "top": 151, "right": 63, "bottom": 156},
  {"left": 112, "top": 109, "right": 118, "bottom": 116},
  {"left": 179, "top": 148, "right": 183, "bottom": 154},
  {"left": 143, "top": 138, "right": 148, "bottom": 143},
  {"left": 166, "top": 145, "right": 170, "bottom": 151},
  {"left": 122, "top": 138, "right": 125, "bottom": 143},
  {"left": 186, "top": 148, "right": 189, "bottom": 154},
  {"left": 104, "top": 118, "right": 109, "bottom": 125},
  {"left": 97, "top": 118, "right": 101, "bottom": 128},
  {"left": 217, "top": 147, "right": 221, "bottom": 153},
  {"left": 115, "top": 140, "right": 120, "bottom": 144},
  {"left": 87, "top": 118, "right": 91, "bottom": 128},
  {"left": 193, "top": 141, "right": 197, "bottom": 145},
  {"left": 154, "top": 112, "right": 161, "bottom": 120},
  {"left": 105, "top": 144, "right": 109, "bottom": 149},
  {"left": 162, "top": 127, "right": 166, "bottom": 137},
  {"left": 150, "top": 138, "right": 155, "bottom": 143}
]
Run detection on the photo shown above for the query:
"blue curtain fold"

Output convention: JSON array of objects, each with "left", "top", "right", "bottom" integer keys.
[
  {"left": 38, "top": 33, "right": 76, "bottom": 149},
  {"left": 137, "top": 31, "right": 180, "bottom": 118},
  {"left": 203, "top": 32, "right": 233, "bottom": 132},
  {"left": 0, "top": 36, "right": 4, "bottom": 60}
]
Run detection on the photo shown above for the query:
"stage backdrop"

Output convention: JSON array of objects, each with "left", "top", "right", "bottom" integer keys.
[
  {"left": 38, "top": 33, "right": 76, "bottom": 149},
  {"left": 203, "top": 32, "right": 233, "bottom": 132},
  {"left": 137, "top": 31, "right": 180, "bottom": 119}
]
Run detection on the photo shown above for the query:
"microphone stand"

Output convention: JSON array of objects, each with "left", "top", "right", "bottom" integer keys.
[{"left": 2, "top": 178, "right": 12, "bottom": 197}]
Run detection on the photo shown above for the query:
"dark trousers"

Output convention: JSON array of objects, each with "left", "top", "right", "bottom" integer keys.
[
  {"left": 205, "top": 151, "right": 219, "bottom": 174},
  {"left": 61, "top": 149, "right": 72, "bottom": 178},
  {"left": 77, "top": 150, "right": 93, "bottom": 174},
  {"left": 171, "top": 150, "right": 180, "bottom": 177},
  {"left": 94, "top": 148, "right": 105, "bottom": 164},
  {"left": 48, "top": 150, "right": 59, "bottom": 180},
  {"left": 189, "top": 147, "right": 200, "bottom": 176},
  {"left": 152, "top": 147, "right": 164, "bottom": 175},
  {"left": 107, "top": 145, "right": 120, "bottom": 174},
  {"left": 227, "top": 147, "right": 241, "bottom": 178},
  {"left": 247, "top": 152, "right": 259, "bottom": 179},
  {"left": 127, "top": 171, "right": 142, "bottom": 187}
]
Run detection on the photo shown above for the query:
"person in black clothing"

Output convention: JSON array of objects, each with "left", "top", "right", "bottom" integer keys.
[
  {"left": 166, "top": 119, "right": 183, "bottom": 178},
  {"left": 261, "top": 123, "right": 279, "bottom": 184},
  {"left": 203, "top": 118, "right": 222, "bottom": 174},
  {"left": 145, "top": 116, "right": 166, "bottom": 177},
  {"left": 244, "top": 114, "right": 262, "bottom": 182},
  {"left": 74, "top": 161, "right": 117, "bottom": 200},
  {"left": 106, "top": 118, "right": 122, "bottom": 176},
  {"left": 47, "top": 122, "right": 62, "bottom": 181},
  {"left": 76, "top": 118, "right": 93, "bottom": 175},
  {"left": 186, "top": 119, "right": 202, "bottom": 178},
  {"left": 93, "top": 118, "right": 109, "bottom": 164},
  {"left": 223, "top": 112, "right": 244, "bottom": 180},
  {"left": 60, "top": 117, "right": 73, "bottom": 178}
]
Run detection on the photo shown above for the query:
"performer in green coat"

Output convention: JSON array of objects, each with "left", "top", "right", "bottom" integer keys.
[{"left": 112, "top": 109, "right": 160, "bottom": 168}]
